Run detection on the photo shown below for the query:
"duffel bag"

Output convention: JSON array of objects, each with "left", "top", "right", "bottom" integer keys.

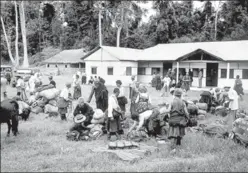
[
  {"left": 31, "top": 106, "right": 43, "bottom": 114},
  {"left": 198, "top": 109, "right": 207, "bottom": 115},
  {"left": 196, "top": 103, "right": 208, "bottom": 111},
  {"left": 39, "top": 88, "right": 60, "bottom": 100},
  {"left": 48, "top": 99, "right": 57, "bottom": 107},
  {"left": 44, "top": 104, "right": 58, "bottom": 114},
  {"left": 66, "top": 131, "right": 80, "bottom": 141},
  {"left": 233, "top": 133, "right": 248, "bottom": 147},
  {"left": 188, "top": 104, "right": 198, "bottom": 115}
]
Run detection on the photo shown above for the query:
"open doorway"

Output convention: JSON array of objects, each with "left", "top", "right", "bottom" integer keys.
[
  {"left": 163, "top": 62, "right": 173, "bottom": 77},
  {"left": 206, "top": 63, "right": 218, "bottom": 87}
]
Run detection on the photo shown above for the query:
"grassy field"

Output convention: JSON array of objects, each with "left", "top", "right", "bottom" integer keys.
[{"left": 1, "top": 75, "right": 248, "bottom": 172}]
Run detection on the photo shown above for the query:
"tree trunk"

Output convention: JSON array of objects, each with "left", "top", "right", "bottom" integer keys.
[
  {"left": 116, "top": 26, "right": 122, "bottom": 47},
  {"left": 19, "top": 1, "right": 29, "bottom": 68},
  {"left": 1, "top": 17, "right": 15, "bottom": 65},
  {"left": 14, "top": 1, "right": 19, "bottom": 67},
  {"left": 214, "top": 2, "right": 221, "bottom": 41}
]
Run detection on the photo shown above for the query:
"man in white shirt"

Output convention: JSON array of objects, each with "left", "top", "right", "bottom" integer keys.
[{"left": 224, "top": 86, "right": 239, "bottom": 129}]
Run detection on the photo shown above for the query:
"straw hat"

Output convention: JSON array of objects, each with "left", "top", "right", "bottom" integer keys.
[
  {"left": 74, "top": 114, "right": 86, "bottom": 123},
  {"left": 93, "top": 109, "right": 105, "bottom": 120}
]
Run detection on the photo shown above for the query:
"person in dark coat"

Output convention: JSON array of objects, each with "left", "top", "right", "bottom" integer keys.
[
  {"left": 168, "top": 88, "right": 189, "bottom": 151},
  {"left": 234, "top": 75, "right": 244, "bottom": 100},
  {"left": 87, "top": 79, "right": 108, "bottom": 112},
  {"left": 81, "top": 73, "right": 87, "bottom": 85},
  {"left": 48, "top": 76, "right": 56, "bottom": 88},
  {"left": 155, "top": 74, "right": 162, "bottom": 91},
  {"left": 189, "top": 69, "right": 193, "bottom": 86},
  {"left": 5, "top": 70, "right": 12, "bottom": 85}
]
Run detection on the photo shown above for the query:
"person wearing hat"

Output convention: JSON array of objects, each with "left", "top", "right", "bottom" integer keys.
[
  {"left": 48, "top": 76, "right": 56, "bottom": 88},
  {"left": 57, "top": 82, "right": 72, "bottom": 121},
  {"left": 87, "top": 79, "right": 108, "bottom": 112},
  {"left": 224, "top": 85, "right": 239, "bottom": 129},
  {"left": 116, "top": 80, "right": 127, "bottom": 116},
  {"left": 69, "top": 114, "right": 88, "bottom": 134},
  {"left": 107, "top": 88, "right": 124, "bottom": 140},
  {"left": 198, "top": 69, "right": 203, "bottom": 88},
  {"left": 168, "top": 88, "right": 189, "bottom": 151},
  {"left": 73, "top": 97, "right": 94, "bottom": 126}
]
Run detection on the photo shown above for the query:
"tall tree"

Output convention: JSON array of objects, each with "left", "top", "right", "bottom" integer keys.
[
  {"left": 14, "top": 1, "right": 19, "bottom": 66},
  {"left": 19, "top": 1, "right": 29, "bottom": 67}
]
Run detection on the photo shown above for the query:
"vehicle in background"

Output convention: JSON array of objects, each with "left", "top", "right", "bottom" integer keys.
[{"left": 12, "top": 68, "right": 35, "bottom": 87}]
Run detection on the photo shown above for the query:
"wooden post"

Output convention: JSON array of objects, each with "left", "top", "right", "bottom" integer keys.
[
  {"left": 227, "top": 62, "right": 230, "bottom": 79},
  {"left": 176, "top": 61, "right": 179, "bottom": 83}
]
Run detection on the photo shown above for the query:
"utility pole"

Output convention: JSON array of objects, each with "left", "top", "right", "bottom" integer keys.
[{"left": 99, "top": 10, "right": 102, "bottom": 47}]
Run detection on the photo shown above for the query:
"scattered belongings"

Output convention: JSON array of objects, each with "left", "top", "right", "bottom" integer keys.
[
  {"left": 108, "top": 140, "right": 139, "bottom": 150},
  {"left": 196, "top": 103, "right": 208, "bottom": 111},
  {"left": 215, "top": 106, "right": 229, "bottom": 117},
  {"left": 91, "top": 143, "right": 158, "bottom": 162},
  {"left": 127, "top": 130, "right": 149, "bottom": 142}
]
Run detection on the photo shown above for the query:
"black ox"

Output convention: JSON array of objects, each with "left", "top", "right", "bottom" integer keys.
[{"left": 0, "top": 99, "right": 19, "bottom": 136}]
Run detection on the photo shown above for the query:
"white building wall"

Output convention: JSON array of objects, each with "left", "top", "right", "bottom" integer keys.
[{"left": 85, "top": 61, "right": 138, "bottom": 86}]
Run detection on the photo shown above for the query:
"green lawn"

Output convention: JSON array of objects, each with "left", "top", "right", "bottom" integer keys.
[{"left": 1, "top": 75, "right": 248, "bottom": 172}]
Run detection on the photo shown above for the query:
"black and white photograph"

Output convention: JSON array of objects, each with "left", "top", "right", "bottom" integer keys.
[{"left": 1, "top": 0, "right": 248, "bottom": 172}]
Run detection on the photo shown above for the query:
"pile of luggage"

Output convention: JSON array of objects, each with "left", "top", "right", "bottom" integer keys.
[
  {"left": 231, "top": 113, "right": 248, "bottom": 147},
  {"left": 30, "top": 86, "right": 61, "bottom": 116},
  {"left": 186, "top": 100, "right": 208, "bottom": 121},
  {"left": 108, "top": 140, "right": 139, "bottom": 150}
]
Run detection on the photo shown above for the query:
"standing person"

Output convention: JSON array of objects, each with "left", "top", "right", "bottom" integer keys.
[
  {"left": 57, "top": 83, "right": 72, "bottom": 121},
  {"left": 72, "top": 74, "right": 82, "bottom": 100},
  {"left": 182, "top": 72, "right": 191, "bottom": 93},
  {"left": 16, "top": 75, "right": 27, "bottom": 101},
  {"left": 87, "top": 79, "right": 108, "bottom": 112},
  {"left": 1, "top": 76, "right": 7, "bottom": 101},
  {"left": 107, "top": 88, "right": 124, "bottom": 140},
  {"left": 129, "top": 75, "right": 136, "bottom": 99},
  {"left": 167, "top": 69, "right": 172, "bottom": 79},
  {"left": 168, "top": 88, "right": 189, "bottom": 151},
  {"left": 88, "top": 76, "right": 94, "bottom": 85},
  {"left": 130, "top": 81, "right": 140, "bottom": 117},
  {"left": 234, "top": 75, "right": 244, "bottom": 100},
  {"left": 224, "top": 86, "right": 239, "bottom": 129},
  {"left": 76, "top": 70, "right": 82, "bottom": 81},
  {"left": 81, "top": 72, "right": 87, "bottom": 85},
  {"left": 155, "top": 74, "right": 162, "bottom": 91},
  {"left": 161, "top": 74, "right": 171, "bottom": 97},
  {"left": 48, "top": 76, "right": 56, "bottom": 88},
  {"left": 5, "top": 69, "right": 11, "bottom": 85},
  {"left": 189, "top": 69, "right": 193, "bottom": 87},
  {"left": 116, "top": 80, "right": 128, "bottom": 115},
  {"left": 198, "top": 69, "right": 203, "bottom": 88}
]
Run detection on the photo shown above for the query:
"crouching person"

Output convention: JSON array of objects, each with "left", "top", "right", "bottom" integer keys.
[
  {"left": 57, "top": 83, "right": 72, "bottom": 121},
  {"left": 107, "top": 88, "right": 124, "bottom": 140},
  {"left": 73, "top": 97, "right": 94, "bottom": 126},
  {"left": 168, "top": 88, "right": 189, "bottom": 151}
]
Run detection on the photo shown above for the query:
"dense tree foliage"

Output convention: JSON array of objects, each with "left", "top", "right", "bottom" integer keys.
[{"left": 1, "top": 0, "right": 248, "bottom": 64}]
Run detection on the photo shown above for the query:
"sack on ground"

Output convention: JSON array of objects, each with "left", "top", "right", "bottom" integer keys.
[
  {"left": 198, "top": 109, "right": 207, "bottom": 115},
  {"left": 128, "top": 130, "right": 149, "bottom": 142},
  {"left": 203, "top": 124, "right": 229, "bottom": 138},
  {"left": 31, "top": 106, "right": 43, "bottom": 114},
  {"left": 39, "top": 88, "right": 60, "bottom": 100},
  {"left": 48, "top": 99, "right": 57, "bottom": 107},
  {"left": 187, "top": 104, "right": 198, "bottom": 115},
  {"left": 44, "top": 104, "right": 58, "bottom": 113},
  {"left": 36, "top": 84, "right": 55, "bottom": 93},
  {"left": 196, "top": 103, "right": 208, "bottom": 111},
  {"left": 66, "top": 131, "right": 80, "bottom": 141}
]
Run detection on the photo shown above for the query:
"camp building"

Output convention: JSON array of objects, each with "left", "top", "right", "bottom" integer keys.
[{"left": 82, "top": 40, "right": 248, "bottom": 89}]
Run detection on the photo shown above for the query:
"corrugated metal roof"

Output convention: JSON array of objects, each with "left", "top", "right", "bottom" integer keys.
[
  {"left": 44, "top": 49, "right": 85, "bottom": 63},
  {"left": 138, "top": 40, "right": 248, "bottom": 61},
  {"left": 84, "top": 46, "right": 143, "bottom": 61},
  {"left": 83, "top": 40, "right": 248, "bottom": 62}
]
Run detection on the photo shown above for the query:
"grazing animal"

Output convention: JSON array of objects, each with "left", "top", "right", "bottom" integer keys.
[{"left": 0, "top": 99, "right": 19, "bottom": 136}]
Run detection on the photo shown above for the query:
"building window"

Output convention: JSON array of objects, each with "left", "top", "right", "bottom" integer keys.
[
  {"left": 91, "top": 67, "right": 97, "bottom": 75},
  {"left": 151, "top": 68, "right": 160, "bottom": 75},
  {"left": 65, "top": 64, "right": 67, "bottom": 68},
  {"left": 243, "top": 69, "right": 248, "bottom": 79},
  {"left": 55, "top": 64, "right": 58, "bottom": 67},
  {"left": 221, "top": 69, "right": 227, "bottom": 78},
  {"left": 47, "top": 64, "right": 50, "bottom": 68},
  {"left": 126, "top": 67, "right": 132, "bottom": 76},
  {"left": 138, "top": 67, "right": 146, "bottom": 75},
  {"left": 107, "top": 67, "right": 113, "bottom": 75},
  {"left": 229, "top": 69, "right": 234, "bottom": 79}
]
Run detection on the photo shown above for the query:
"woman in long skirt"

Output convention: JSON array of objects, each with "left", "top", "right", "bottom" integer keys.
[
  {"left": 73, "top": 74, "right": 82, "bottom": 100},
  {"left": 107, "top": 88, "right": 124, "bottom": 140},
  {"left": 182, "top": 72, "right": 191, "bottom": 92},
  {"left": 168, "top": 88, "right": 189, "bottom": 151}
]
